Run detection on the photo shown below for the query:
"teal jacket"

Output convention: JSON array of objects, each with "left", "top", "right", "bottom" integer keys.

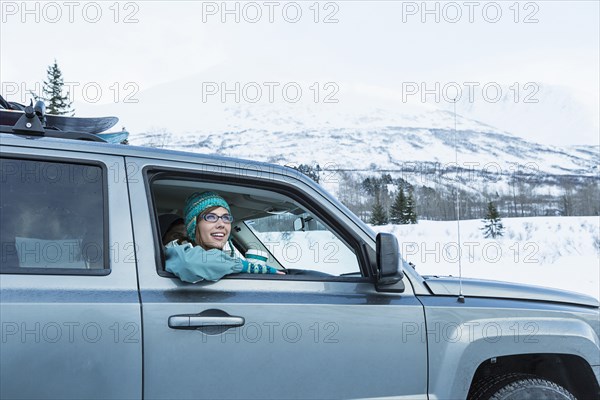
[{"left": 165, "top": 241, "right": 278, "bottom": 283}]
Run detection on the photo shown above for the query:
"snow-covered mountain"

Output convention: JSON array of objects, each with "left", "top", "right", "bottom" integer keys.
[
  {"left": 128, "top": 100, "right": 598, "bottom": 179},
  {"left": 72, "top": 71, "right": 598, "bottom": 188},
  {"left": 438, "top": 83, "right": 599, "bottom": 147}
]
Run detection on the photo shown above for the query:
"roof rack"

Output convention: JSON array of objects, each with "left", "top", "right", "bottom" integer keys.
[
  {"left": 0, "top": 126, "right": 107, "bottom": 142},
  {"left": 0, "top": 102, "right": 107, "bottom": 143}
]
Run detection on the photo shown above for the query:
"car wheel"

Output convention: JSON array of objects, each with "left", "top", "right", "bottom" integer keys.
[{"left": 469, "top": 373, "right": 576, "bottom": 400}]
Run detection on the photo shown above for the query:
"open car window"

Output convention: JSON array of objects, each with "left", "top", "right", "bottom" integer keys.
[{"left": 151, "top": 177, "right": 363, "bottom": 279}]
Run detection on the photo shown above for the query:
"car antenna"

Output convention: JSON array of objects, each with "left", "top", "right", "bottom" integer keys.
[{"left": 453, "top": 98, "right": 465, "bottom": 303}]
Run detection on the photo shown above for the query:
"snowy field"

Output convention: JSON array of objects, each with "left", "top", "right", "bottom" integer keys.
[{"left": 371, "top": 216, "right": 600, "bottom": 300}]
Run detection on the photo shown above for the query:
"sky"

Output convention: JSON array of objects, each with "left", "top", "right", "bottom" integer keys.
[{"left": 1, "top": 1, "right": 599, "bottom": 146}]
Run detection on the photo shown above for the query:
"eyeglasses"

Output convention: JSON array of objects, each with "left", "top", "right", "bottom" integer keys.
[{"left": 199, "top": 213, "right": 234, "bottom": 224}]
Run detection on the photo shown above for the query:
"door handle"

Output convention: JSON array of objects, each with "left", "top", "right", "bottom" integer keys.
[
  {"left": 168, "top": 309, "right": 245, "bottom": 331},
  {"left": 169, "top": 315, "right": 245, "bottom": 328}
]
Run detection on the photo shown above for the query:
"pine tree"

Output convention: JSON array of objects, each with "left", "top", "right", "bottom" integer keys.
[
  {"left": 482, "top": 201, "right": 504, "bottom": 238},
  {"left": 370, "top": 197, "right": 388, "bottom": 226},
  {"left": 404, "top": 190, "right": 418, "bottom": 224},
  {"left": 291, "top": 164, "right": 320, "bottom": 183},
  {"left": 389, "top": 188, "right": 406, "bottom": 224},
  {"left": 42, "top": 60, "right": 74, "bottom": 115},
  {"left": 560, "top": 193, "right": 572, "bottom": 216}
]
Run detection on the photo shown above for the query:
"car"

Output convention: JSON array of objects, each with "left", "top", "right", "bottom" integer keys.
[{"left": 1, "top": 111, "right": 599, "bottom": 399}]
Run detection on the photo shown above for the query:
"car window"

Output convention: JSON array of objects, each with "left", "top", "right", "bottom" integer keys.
[
  {"left": 245, "top": 212, "right": 360, "bottom": 276},
  {"left": 150, "top": 177, "right": 362, "bottom": 278},
  {"left": 0, "top": 158, "right": 105, "bottom": 273}
]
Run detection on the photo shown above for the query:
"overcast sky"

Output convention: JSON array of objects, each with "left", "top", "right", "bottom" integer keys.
[{"left": 1, "top": 1, "right": 598, "bottom": 145}]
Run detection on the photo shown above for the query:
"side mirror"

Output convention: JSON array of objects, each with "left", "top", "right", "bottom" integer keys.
[
  {"left": 293, "top": 217, "right": 305, "bottom": 232},
  {"left": 375, "top": 233, "right": 405, "bottom": 293},
  {"left": 293, "top": 216, "right": 315, "bottom": 232}
]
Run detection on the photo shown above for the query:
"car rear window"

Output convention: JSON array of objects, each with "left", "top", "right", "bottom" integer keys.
[{"left": 0, "top": 157, "right": 106, "bottom": 274}]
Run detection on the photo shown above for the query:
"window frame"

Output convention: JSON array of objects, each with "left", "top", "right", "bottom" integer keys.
[
  {"left": 144, "top": 166, "right": 375, "bottom": 282},
  {"left": 0, "top": 154, "right": 110, "bottom": 276}
]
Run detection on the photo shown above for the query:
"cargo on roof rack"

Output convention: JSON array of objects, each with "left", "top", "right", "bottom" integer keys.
[
  {"left": 0, "top": 105, "right": 107, "bottom": 142},
  {"left": 0, "top": 95, "right": 128, "bottom": 143}
]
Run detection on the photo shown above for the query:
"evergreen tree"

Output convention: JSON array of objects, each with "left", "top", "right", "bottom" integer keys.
[
  {"left": 404, "top": 190, "right": 418, "bottom": 224},
  {"left": 42, "top": 60, "right": 74, "bottom": 115},
  {"left": 482, "top": 201, "right": 504, "bottom": 238},
  {"left": 560, "top": 193, "right": 572, "bottom": 216},
  {"left": 389, "top": 188, "right": 406, "bottom": 224},
  {"left": 370, "top": 197, "right": 388, "bottom": 226},
  {"left": 294, "top": 164, "right": 320, "bottom": 183}
]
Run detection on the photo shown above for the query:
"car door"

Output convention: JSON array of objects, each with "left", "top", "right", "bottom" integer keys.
[
  {"left": 127, "top": 156, "right": 427, "bottom": 399},
  {"left": 0, "top": 145, "right": 142, "bottom": 399}
]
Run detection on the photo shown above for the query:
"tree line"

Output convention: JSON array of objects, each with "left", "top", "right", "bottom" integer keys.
[{"left": 294, "top": 165, "right": 599, "bottom": 223}]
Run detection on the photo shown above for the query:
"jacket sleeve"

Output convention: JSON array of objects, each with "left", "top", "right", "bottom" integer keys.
[{"left": 165, "top": 241, "right": 243, "bottom": 283}]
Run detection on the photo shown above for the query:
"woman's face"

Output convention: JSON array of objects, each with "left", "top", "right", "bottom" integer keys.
[{"left": 195, "top": 206, "right": 231, "bottom": 250}]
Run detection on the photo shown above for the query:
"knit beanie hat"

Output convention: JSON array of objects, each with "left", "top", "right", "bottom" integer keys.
[{"left": 184, "top": 191, "right": 231, "bottom": 241}]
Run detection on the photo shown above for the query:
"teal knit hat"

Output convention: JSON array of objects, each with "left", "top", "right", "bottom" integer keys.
[{"left": 184, "top": 191, "right": 231, "bottom": 241}]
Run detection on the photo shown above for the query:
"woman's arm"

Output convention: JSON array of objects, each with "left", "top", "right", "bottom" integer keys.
[{"left": 165, "top": 241, "right": 243, "bottom": 283}]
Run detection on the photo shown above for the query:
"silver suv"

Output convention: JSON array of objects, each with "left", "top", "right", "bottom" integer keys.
[{"left": 1, "top": 116, "right": 599, "bottom": 400}]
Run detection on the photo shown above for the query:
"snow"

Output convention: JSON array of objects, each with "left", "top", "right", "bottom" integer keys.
[
  {"left": 439, "top": 83, "right": 599, "bottom": 147},
  {"left": 371, "top": 216, "right": 600, "bottom": 300},
  {"left": 240, "top": 215, "right": 599, "bottom": 300},
  {"left": 127, "top": 96, "right": 598, "bottom": 180}
]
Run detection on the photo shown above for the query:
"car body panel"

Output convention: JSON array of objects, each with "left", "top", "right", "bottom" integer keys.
[
  {"left": 125, "top": 156, "right": 428, "bottom": 399},
  {"left": 419, "top": 295, "right": 600, "bottom": 399},
  {"left": 424, "top": 276, "right": 600, "bottom": 307},
  {"left": 0, "top": 145, "right": 142, "bottom": 399}
]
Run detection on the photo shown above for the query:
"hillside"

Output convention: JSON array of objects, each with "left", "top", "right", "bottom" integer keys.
[{"left": 129, "top": 101, "right": 598, "bottom": 178}]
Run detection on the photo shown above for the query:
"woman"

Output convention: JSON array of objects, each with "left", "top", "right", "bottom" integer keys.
[{"left": 165, "top": 191, "right": 282, "bottom": 283}]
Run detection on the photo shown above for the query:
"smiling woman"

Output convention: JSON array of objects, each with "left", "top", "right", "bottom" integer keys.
[{"left": 195, "top": 206, "right": 232, "bottom": 250}]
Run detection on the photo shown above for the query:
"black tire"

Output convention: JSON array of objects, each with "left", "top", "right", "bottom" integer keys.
[{"left": 469, "top": 373, "right": 576, "bottom": 400}]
